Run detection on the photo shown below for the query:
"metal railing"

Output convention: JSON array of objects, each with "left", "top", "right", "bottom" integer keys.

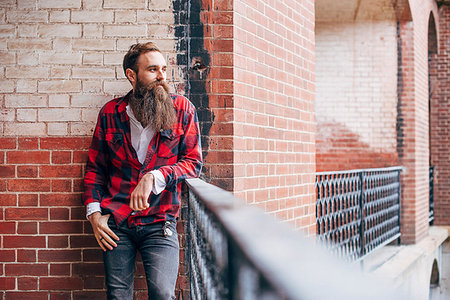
[
  {"left": 316, "top": 167, "right": 402, "bottom": 261},
  {"left": 184, "top": 178, "right": 404, "bottom": 300},
  {"left": 429, "top": 165, "right": 435, "bottom": 224}
]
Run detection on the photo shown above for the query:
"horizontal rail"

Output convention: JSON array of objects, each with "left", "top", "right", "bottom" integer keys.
[{"left": 185, "top": 178, "right": 405, "bottom": 299}]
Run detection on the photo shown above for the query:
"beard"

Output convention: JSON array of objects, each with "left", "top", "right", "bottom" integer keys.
[{"left": 129, "top": 78, "right": 176, "bottom": 131}]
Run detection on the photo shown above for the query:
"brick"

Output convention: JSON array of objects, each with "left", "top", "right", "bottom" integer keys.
[
  {"left": 17, "top": 52, "right": 39, "bottom": 66},
  {"left": 104, "top": 0, "right": 145, "bottom": 9},
  {"left": 51, "top": 179, "right": 72, "bottom": 192},
  {"left": 5, "top": 95, "right": 47, "bottom": 108},
  {"left": 38, "top": 249, "right": 81, "bottom": 262},
  {"left": 104, "top": 53, "right": 124, "bottom": 65},
  {"left": 6, "top": 11, "right": 48, "bottom": 23},
  {"left": 18, "top": 194, "right": 38, "bottom": 206},
  {"left": 17, "top": 166, "right": 38, "bottom": 177},
  {"left": 49, "top": 10, "right": 70, "bottom": 23},
  {"left": 0, "top": 52, "right": 15, "bottom": 65},
  {"left": 104, "top": 80, "right": 131, "bottom": 94},
  {"left": 4, "top": 123, "right": 47, "bottom": 136},
  {"left": 17, "top": 222, "right": 38, "bottom": 234},
  {"left": 0, "top": 109, "right": 14, "bottom": 122},
  {"left": 6, "top": 208, "right": 48, "bottom": 220},
  {"left": 8, "top": 38, "right": 52, "bottom": 50},
  {"left": 0, "top": 250, "right": 15, "bottom": 262},
  {"left": 18, "top": 138, "right": 39, "bottom": 150},
  {"left": 72, "top": 67, "right": 115, "bottom": 79},
  {"left": 39, "top": 24, "right": 82, "bottom": 37},
  {"left": 0, "top": 80, "right": 14, "bottom": 92},
  {"left": 0, "top": 138, "right": 17, "bottom": 149},
  {"left": 16, "top": 79, "right": 37, "bottom": 93},
  {"left": 0, "top": 277, "right": 15, "bottom": 290},
  {"left": 7, "top": 151, "right": 50, "bottom": 164},
  {"left": 50, "top": 264, "right": 71, "bottom": 276},
  {"left": 71, "top": 95, "right": 110, "bottom": 108},
  {"left": 5, "top": 263, "right": 48, "bottom": 276},
  {"left": 82, "top": 24, "right": 103, "bottom": 38},
  {"left": 49, "top": 94, "right": 70, "bottom": 107},
  {"left": 50, "top": 66, "right": 71, "bottom": 79},
  {"left": 40, "top": 277, "right": 83, "bottom": 290},
  {"left": 73, "top": 262, "right": 104, "bottom": 276},
  {"left": 38, "top": 0, "right": 82, "bottom": 8},
  {"left": 38, "top": 80, "right": 81, "bottom": 93},
  {"left": 39, "top": 221, "right": 83, "bottom": 234},
  {"left": 51, "top": 151, "right": 71, "bottom": 164},
  {"left": 38, "top": 109, "right": 81, "bottom": 122},
  {"left": 41, "top": 193, "right": 81, "bottom": 206},
  {"left": 70, "top": 235, "right": 98, "bottom": 248},
  {"left": 136, "top": 11, "right": 159, "bottom": 23},
  {"left": 82, "top": 52, "right": 103, "bottom": 64},
  {"left": 17, "top": 0, "right": 37, "bottom": 9},
  {"left": 114, "top": 10, "right": 137, "bottom": 23},
  {"left": 40, "top": 52, "right": 82, "bottom": 65},
  {"left": 4, "top": 236, "right": 46, "bottom": 248},
  {"left": 5, "top": 66, "right": 49, "bottom": 79},
  {"left": 0, "top": 194, "right": 16, "bottom": 206},
  {"left": 0, "top": 222, "right": 15, "bottom": 234},
  {"left": 8, "top": 179, "right": 51, "bottom": 192},
  {"left": 17, "top": 25, "right": 38, "bottom": 37},
  {"left": 53, "top": 38, "right": 72, "bottom": 51},
  {"left": 50, "top": 208, "right": 70, "bottom": 220},
  {"left": 71, "top": 10, "right": 114, "bottom": 23},
  {"left": 104, "top": 25, "right": 147, "bottom": 37},
  {"left": 17, "top": 249, "right": 36, "bottom": 262},
  {"left": 48, "top": 235, "right": 69, "bottom": 248},
  {"left": 47, "top": 123, "right": 69, "bottom": 136},
  {"left": 0, "top": 165, "right": 15, "bottom": 178},
  {"left": 73, "top": 151, "right": 88, "bottom": 163},
  {"left": 83, "top": 0, "right": 103, "bottom": 9},
  {"left": 18, "top": 277, "right": 38, "bottom": 290},
  {"left": 17, "top": 109, "right": 37, "bottom": 122},
  {"left": 5, "top": 292, "right": 48, "bottom": 300},
  {"left": 41, "top": 137, "right": 90, "bottom": 150},
  {"left": 73, "top": 39, "right": 115, "bottom": 51}
]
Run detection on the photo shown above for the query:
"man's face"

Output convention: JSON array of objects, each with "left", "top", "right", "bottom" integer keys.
[{"left": 133, "top": 51, "right": 167, "bottom": 89}]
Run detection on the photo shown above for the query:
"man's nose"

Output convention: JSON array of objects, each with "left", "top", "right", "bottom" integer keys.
[{"left": 156, "top": 70, "right": 165, "bottom": 80}]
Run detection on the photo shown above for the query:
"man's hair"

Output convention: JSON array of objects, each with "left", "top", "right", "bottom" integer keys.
[{"left": 123, "top": 42, "right": 161, "bottom": 76}]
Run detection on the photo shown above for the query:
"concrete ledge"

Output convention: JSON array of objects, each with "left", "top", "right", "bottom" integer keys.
[{"left": 362, "top": 226, "right": 448, "bottom": 300}]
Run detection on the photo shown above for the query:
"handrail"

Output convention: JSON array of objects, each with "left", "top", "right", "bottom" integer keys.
[
  {"left": 185, "top": 178, "right": 405, "bottom": 299},
  {"left": 316, "top": 166, "right": 403, "bottom": 260}
]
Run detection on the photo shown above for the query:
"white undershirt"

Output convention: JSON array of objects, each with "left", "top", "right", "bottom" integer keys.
[{"left": 86, "top": 105, "right": 166, "bottom": 218}]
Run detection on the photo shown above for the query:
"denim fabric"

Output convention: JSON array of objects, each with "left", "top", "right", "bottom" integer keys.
[{"left": 103, "top": 217, "right": 179, "bottom": 300}]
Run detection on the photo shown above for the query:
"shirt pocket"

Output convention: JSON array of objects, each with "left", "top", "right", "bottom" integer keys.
[
  {"left": 105, "top": 132, "right": 128, "bottom": 162},
  {"left": 157, "top": 128, "right": 184, "bottom": 159}
]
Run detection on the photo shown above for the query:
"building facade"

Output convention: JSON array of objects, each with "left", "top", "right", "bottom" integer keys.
[{"left": 0, "top": 0, "right": 448, "bottom": 298}]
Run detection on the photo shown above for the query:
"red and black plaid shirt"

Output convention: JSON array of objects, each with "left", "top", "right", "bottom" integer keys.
[{"left": 82, "top": 92, "right": 202, "bottom": 227}]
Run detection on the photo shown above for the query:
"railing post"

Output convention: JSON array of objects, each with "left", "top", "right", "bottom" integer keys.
[{"left": 359, "top": 171, "right": 366, "bottom": 258}]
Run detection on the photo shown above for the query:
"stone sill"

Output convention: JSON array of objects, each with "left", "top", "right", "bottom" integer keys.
[{"left": 361, "top": 226, "right": 448, "bottom": 284}]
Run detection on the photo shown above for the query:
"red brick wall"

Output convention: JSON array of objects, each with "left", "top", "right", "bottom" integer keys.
[
  {"left": 0, "top": 0, "right": 186, "bottom": 298},
  {"left": 232, "top": 0, "right": 316, "bottom": 233},
  {"left": 430, "top": 4, "right": 450, "bottom": 226}
]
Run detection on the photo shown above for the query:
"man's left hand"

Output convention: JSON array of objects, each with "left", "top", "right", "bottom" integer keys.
[{"left": 130, "top": 173, "right": 154, "bottom": 211}]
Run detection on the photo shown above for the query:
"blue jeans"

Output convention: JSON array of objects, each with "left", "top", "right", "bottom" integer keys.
[{"left": 103, "top": 217, "right": 179, "bottom": 300}]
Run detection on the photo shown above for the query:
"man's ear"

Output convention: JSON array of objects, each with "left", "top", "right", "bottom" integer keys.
[{"left": 125, "top": 68, "right": 137, "bottom": 86}]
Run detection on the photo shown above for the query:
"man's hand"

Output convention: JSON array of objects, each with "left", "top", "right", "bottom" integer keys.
[
  {"left": 130, "top": 173, "right": 154, "bottom": 211},
  {"left": 88, "top": 212, "right": 119, "bottom": 252}
]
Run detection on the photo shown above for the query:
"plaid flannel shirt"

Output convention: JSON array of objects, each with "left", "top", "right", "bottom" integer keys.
[{"left": 82, "top": 92, "right": 202, "bottom": 227}]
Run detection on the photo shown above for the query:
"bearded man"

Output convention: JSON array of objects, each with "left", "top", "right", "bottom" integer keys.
[{"left": 83, "top": 42, "right": 202, "bottom": 300}]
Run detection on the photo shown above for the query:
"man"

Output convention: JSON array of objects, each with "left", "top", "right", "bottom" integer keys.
[{"left": 82, "top": 42, "right": 202, "bottom": 300}]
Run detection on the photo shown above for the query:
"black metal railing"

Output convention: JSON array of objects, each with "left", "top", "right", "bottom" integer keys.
[
  {"left": 316, "top": 167, "right": 402, "bottom": 261},
  {"left": 184, "top": 178, "right": 404, "bottom": 299},
  {"left": 429, "top": 165, "right": 435, "bottom": 224}
]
